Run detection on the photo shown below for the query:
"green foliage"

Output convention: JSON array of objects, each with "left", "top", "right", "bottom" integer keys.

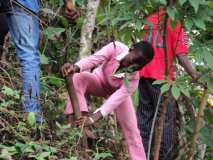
[
  {"left": 1, "top": 86, "right": 20, "bottom": 99},
  {"left": 124, "top": 74, "right": 129, "bottom": 87},
  {"left": 133, "top": 89, "right": 139, "bottom": 107},
  {"left": 93, "top": 152, "right": 113, "bottom": 160},
  {"left": 0, "top": 86, "right": 20, "bottom": 108},
  {"left": 43, "top": 27, "right": 65, "bottom": 40},
  {"left": 171, "top": 84, "right": 181, "bottom": 100},
  {"left": 27, "top": 112, "right": 36, "bottom": 126},
  {"left": 40, "top": 54, "right": 49, "bottom": 65},
  {"left": 0, "top": 0, "right": 212, "bottom": 159},
  {"left": 160, "top": 83, "right": 170, "bottom": 94},
  {"left": 189, "top": 0, "right": 200, "bottom": 13},
  {"left": 167, "top": 6, "right": 176, "bottom": 21}
]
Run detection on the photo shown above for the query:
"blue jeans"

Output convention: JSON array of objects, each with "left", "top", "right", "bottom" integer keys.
[{"left": 5, "top": 5, "right": 42, "bottom": 122}]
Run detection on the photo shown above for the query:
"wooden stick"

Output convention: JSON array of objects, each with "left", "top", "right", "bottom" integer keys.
[
  {"left": 65, "top": 74, "right": 88, "bottom": 149},
  {"left": 65, "top": 75, "right": 81, "bottom": 119}
]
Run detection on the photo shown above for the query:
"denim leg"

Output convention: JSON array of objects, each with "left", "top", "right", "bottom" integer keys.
[{"left": 5, "top": 6, "right": 41, "bottom": 122}]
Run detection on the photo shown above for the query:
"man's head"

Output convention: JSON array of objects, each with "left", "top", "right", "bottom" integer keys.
[{"left": 119, "top": 41, "right": 154, "bottom": 72}]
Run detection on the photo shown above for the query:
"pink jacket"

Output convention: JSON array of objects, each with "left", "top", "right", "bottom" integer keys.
[{"left": 75, "top": 41, "right": 139, "bottom": 116}]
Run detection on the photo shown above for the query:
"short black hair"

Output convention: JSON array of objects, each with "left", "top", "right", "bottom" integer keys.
[{"left": 132, "top": 41, "right": 154, "bottom": 62}]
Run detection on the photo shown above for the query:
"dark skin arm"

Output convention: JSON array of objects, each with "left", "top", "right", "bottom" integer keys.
[
  {"left": 64, "top": 0, "right": 80, "bottom": 21},
  {"left": 75, "top": 111, "right": 103, "bottom": 126},
  {"left": 61, "top": 63, "right": 80, "bottom": 77},
  {"left": 177, "top": 54, "right": 198, "bottom": 80},
  {"left": 61, "top": 63, "right": 102, "bottom": 126}
]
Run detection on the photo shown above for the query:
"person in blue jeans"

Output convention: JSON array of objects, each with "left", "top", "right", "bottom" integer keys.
[
  {"left": 3, "top": 0, "right": 41, "bottom": 122},
  {"left": 2, "top": 0, "right": 78, "bottom": 123}
]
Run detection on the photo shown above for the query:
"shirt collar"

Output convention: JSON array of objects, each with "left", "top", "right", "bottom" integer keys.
[{"left": 115, "top": 51, "right": 129, "bottom": 61}]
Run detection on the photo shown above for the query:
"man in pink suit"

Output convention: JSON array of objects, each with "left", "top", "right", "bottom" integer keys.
[{"left": 61, "top": 41, "right": 154, "bottom": 160}]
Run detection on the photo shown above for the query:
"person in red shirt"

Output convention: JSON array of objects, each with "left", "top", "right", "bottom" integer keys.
[{"left": 136, "top": 7, "right": 198, "bottom": 160}]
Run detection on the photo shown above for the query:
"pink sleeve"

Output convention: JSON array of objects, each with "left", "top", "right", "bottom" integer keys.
[
  {"left": 172, "top": 22, "right": 189, "bottom": 55},
  {"left": 75, "top": 41, "right": 127, "bottom": 72},
  {"left": 97, "top": 72, "right": 139, "bottom": 117}
]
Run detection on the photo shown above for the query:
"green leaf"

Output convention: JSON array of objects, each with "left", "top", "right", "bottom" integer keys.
[
  {"left": 189, "top": 0, "right": 200, "bottom": 13},
  {"left": 1, "top": 86, "right": 20, "bottom": 99},
  {"left": 204, "top": 52, "right": 213, "bottom": 70},
  {"left": 135, "top": 20, "right": 142, "bottom": 31},
  {"left": 27, "top": 112, "right": 36, "bottom": 126},
  {"left": 47, "top": 75, "right": 64, "bottom": 88},
  {"left": 200, "top": 126, "right": 213, "bottom": 146},
  {"left": 124, "top": 74, "right": 129, "bottom": 87},
  {"left": 207, "top": 77, "right": 213, "bottom": 93},
  {"left": 43, "top": 27, "right": 65, "bottom": 40},
  {"left": 1, "top": 86, "right": 14, "bottom": 96},
  {"left": 60, "top": 16, "right": 69, "bottom": 28},
  {"left": 167, "top": 7, "right": 175, "bottom": 21},
  {"left": 36, "top": 152, "right": 51, "bottom": 160},
  {"left": 94, "top": 152, "right": 113, "bottom": 160},
  {"left": 193, "top": 18, "right": 206, "bottom": 30},
  {"left": 179, "top": 0, "right": 187, "bottom": 6},
  {"left": 204, "top": 108, "right": 213, "bottom": 125},
  {"left": 76, "top": 16, "right": 85, "bottom": 28},
  {"left": 170, "top": 20, "right": 177, "bottom": 31},
  {"left": 158, "top": 0, "right": 167, "bottom": 5},
  {"left": 0, "top": 145, "right": 17, "bottom": 156},
  {"left": 185, "top": 18, "right": 193, "bottom": 31},
  {"left": 132, "top": 89, "right": 139, "bottom": 107},
  {"left": 171, "top": 85, "right": 180, "bottom": 100},
  {"left": 181, "top": 88, "right": 190, "bottom": 97},
  {"left": 0, "top": 149, "right": 12, "bottom": 159},
  {"left": 40, "top": 54, "right": 49, "bottom": 65},
  {"left": 69, "top": 157, "right": 78, "bottom": 160},
  {"left": 152, "top": 80, "right": 166, "bottom": 85},
  {"left": 160, "top": 83, "right": 170, "bottom": 94}
]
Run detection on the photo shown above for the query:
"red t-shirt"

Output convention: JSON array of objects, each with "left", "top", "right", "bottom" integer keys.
[{"left": 139, "top": 10, "right": 189, "bottom": 80}]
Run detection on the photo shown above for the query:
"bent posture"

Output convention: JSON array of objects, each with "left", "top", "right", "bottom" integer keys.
[{"left": 62, "top": 41, "right": 154, "bottom": 160}]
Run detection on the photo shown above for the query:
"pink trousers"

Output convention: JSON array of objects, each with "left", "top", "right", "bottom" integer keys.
[{"left": 65, "top": 72, "right": 146, "bottom": 160}]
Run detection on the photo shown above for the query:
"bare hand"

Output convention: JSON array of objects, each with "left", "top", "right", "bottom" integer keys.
[
  {"left": 61, "top": 63, "right": 76, "bottom": 77},
  {"left": 64, "top": 0, "right": 80, "bottom": 22},
  {"left": 75, "top": 116, "right": 94, "bottom": 127}
]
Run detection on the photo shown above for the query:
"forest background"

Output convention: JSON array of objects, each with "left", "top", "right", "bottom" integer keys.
[{"left": 0, "top": 0, "right": 212, "bottom": 160}]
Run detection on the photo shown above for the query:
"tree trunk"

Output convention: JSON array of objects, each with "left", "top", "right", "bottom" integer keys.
[
  {"left": 153, "top": 94, "right": 171, "bottom": 160},
  {"left": 79, "top": 0, "right": 100, "bottom": 58},
  {"left": 188, "top": 87, "right": 208, "bottom": 160}
]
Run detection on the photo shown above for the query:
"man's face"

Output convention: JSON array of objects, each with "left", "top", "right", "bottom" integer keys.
[{"left": 119, "top": 49, "right": 147, "bottom": 72}]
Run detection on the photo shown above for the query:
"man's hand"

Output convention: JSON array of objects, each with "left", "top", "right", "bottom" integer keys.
[
  {"left": 75, "top": 116, "right": 94, "bottom": 127},
  {"left": 61, "top": 63, "right": 80, "bottom": 77},
  {"left": 64, "top": 0, "right": 80, "bottom": 22},
  {"left": 75, "top": 111, "right": 103, "bottom": 127}
]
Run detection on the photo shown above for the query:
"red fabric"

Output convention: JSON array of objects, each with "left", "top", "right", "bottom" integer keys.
[{"left": 139, "top": 10, "right": 189, "bottom": 80}]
